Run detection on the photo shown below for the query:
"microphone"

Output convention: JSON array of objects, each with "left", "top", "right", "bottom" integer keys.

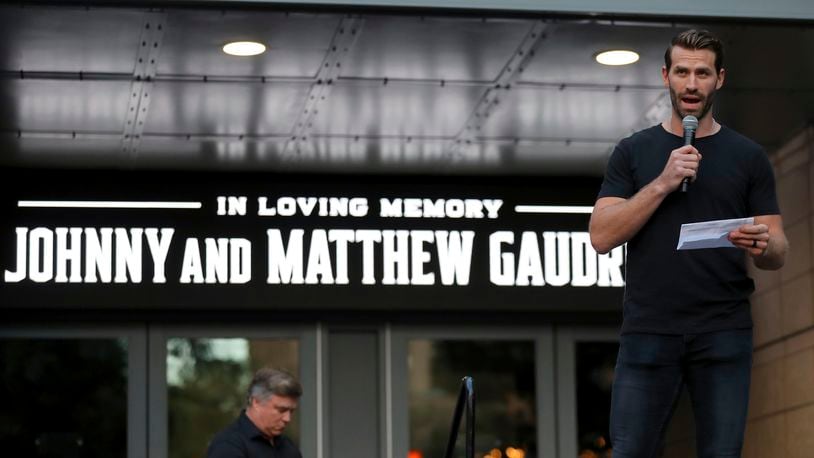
[{"left": 680, "top": 115, "right": 698, "bottom": 193}]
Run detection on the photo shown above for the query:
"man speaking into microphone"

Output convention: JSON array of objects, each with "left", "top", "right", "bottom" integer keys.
[{"left": 589, "top": 29, "right": 788, "bottom": 457}]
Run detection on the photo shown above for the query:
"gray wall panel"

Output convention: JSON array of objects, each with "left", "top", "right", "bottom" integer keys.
[{"left": 328, "top": 331, "right": 381, "bottom": 458}]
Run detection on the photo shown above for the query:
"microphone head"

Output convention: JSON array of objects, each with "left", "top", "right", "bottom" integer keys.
[{"left": 682, "top": 115, "right": 698, "bottom": 133}]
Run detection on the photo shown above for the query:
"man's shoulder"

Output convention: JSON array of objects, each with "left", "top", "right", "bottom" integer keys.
[
  {"left": 607, "top": 125, "right": 671, "bottom": 164},
  {"left": 210, "top": 420, "right": 244, "bottom": 442},
  {"left": 619, "top": 124, "right": 671, "bottom": 149},
  {"left": 207, "top": 419, "right": 248, "bottom": 458},
  {"left": 716, "top": 125, "right": 764, "bottom": 153}
]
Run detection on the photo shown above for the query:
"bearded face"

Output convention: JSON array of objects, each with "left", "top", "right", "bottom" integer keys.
[
  {"left": 662, "top": 46, "right": 724, "bottom": 121},
  {"left": 668, "top": 78, "right": 717, "bottom": 120}
]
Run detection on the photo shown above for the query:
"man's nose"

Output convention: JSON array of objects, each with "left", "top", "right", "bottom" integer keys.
[{"left": 686, "top": 74, "right": 698, "bottom": 91}]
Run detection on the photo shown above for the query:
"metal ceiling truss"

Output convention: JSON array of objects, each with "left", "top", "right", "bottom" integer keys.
[
  {"left": 282, "top": 15, "right": 365, "bottom": 159},
  {"left": 122, "top": 11, "right": 166, "bottom": 157},
  {"left": 444, "top": 20, "right": 549, "bottom": 162}
]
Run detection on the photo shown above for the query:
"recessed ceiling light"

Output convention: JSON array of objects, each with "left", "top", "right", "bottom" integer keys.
[
  {"left": 595, "top": 50, "right": 640, "bottom": 66},
  {"left": 222, "top": 41, "right": 266, "bottom": 57}
]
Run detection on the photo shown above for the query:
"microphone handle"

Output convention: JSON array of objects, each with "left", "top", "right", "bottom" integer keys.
[{"left": 680, "top": 132, "right": 694, "bottom": 193}]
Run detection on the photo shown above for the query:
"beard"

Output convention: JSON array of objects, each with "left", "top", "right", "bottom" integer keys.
[{"left": 669, "top": 84, "right": 716, "bottom": 120}]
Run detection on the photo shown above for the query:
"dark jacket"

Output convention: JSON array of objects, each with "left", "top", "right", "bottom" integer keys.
[{"left": 206, "top": 411, "right": 302, "bottom": 458}]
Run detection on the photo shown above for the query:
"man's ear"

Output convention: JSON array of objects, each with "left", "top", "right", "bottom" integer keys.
[
  {"left": 716, "top": 68, "right": 726, "bottom": 89},
  {"left": 662, "top": 66, "right": 669, "bottom": 87}
]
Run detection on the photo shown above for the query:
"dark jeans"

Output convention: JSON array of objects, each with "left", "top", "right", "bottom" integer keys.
[{"left": 609, "top": 329, "right": 753, "bottom": 458}]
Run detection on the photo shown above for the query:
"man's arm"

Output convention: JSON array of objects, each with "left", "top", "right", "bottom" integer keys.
[
  {"left": 589, "top": 187, "right": 667, "bottom": 254},
  {"left": 728, "top": 214, "right": 788, "bottom": 270},
  {"left": 590, "top": 144, "right": 701, "bottom": 254}
]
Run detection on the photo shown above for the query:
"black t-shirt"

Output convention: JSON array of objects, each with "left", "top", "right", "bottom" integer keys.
[
  {"left": 206, "top": 411, "right": 302, "bottom": 458},
  {"left": 598, "top": 124, "right": 780, "bottom": 335}
]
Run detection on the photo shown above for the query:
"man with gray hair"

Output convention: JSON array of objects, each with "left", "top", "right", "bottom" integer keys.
[{"left": 206, "top": 367, "right": 303, "bottom": 458}]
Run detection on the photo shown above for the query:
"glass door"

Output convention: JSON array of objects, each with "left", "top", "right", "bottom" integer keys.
[
  {"left": 148, "top": 325, "right": 318, "bottom": 458},
  {"left": 0, "top": 325, "right": 147, "bottom": 458},
  {"left": 555, "top": 326, "right": 618, "bottom": 458},
  {"left": 390, "top": 326, "right": 556, "bottom": 458}
]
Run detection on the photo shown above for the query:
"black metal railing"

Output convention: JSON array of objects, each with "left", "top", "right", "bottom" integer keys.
[{"left": 443, "top": 376, "right": 475, "bottom": 458}]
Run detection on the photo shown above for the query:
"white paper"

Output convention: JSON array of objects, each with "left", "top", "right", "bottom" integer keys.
[{"left": 676, "top": 217, "right": 754, "bottom": 250}]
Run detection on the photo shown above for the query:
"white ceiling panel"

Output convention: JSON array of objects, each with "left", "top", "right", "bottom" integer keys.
[
  {"left": 310, "top": 81, "right": 487, "bottom": 137},
  {"left": 520, "top": 22, "right": 678, "bottom": 87},
  {"left": 343, "top": 16, "right": 533, "bottom": 81},
  {"left": 145, "top": 80, "right": 313, "bottom": 135},
  {"left": 0, "top": 6, "right": 146, "bottom": 74},
  {"left": 158, "top": 10, "right": 343, "bottom": 78},
  {"left": 0, "top": 79, "right": 130, "bottom": 133},
  {"left": 479, "top": 86, "right": 664, "bottom": 140}
]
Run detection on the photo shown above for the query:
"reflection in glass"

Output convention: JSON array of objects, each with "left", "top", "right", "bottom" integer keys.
[
  {"left": 575, "top": 342, "right": 617, "bottom": 458},
  {"left": 408, "top": 339, "right": 536, "bottom": 458},
  {"left": 0, "top": 338, "right": 128, "bottom": 458},
  {"left": 167, "top": 338, "right": 299, "bottom": 458}
]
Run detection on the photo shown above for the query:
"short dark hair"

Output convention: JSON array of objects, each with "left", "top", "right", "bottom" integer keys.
[
  {"left": 664, "top": 29, "right": 724, "bottom": 73},
  {"left": 246, "top": 367, "right": 302, "bottom": 406}
]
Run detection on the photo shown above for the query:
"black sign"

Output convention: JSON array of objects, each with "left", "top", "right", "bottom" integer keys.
[{"left": 0, "top": 169, "right": 623, "bottom": 312}]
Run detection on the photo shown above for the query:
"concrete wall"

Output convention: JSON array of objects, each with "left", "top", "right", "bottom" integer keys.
[{"left": 744, "top": 125, "right": 814, "bottom": 458}]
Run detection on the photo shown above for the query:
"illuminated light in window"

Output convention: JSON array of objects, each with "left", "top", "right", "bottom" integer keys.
[
  {"left": 506, "top": 447, "right": 526, "bottom": 458},
  {"left": 222, "top": 41, "right": 266, "bottom": 56},
  {"left": 595, "top": 50, "right": 639, "bottom": 66},
  {"left": 407, "top": 451, "right": 423, "bottom": 458}
]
